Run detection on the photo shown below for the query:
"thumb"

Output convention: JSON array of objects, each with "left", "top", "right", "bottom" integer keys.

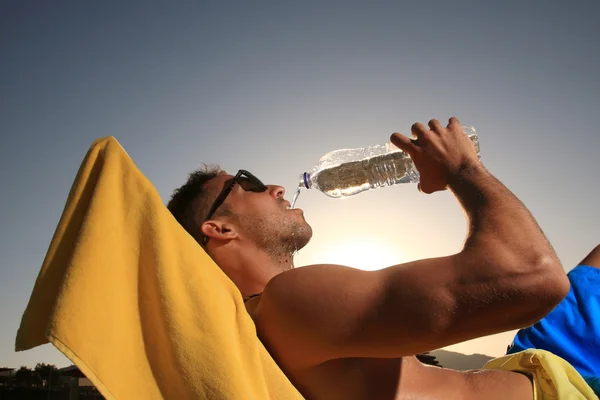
[{"left": 390, "top": 132, "right": 418, "bottom": 154}]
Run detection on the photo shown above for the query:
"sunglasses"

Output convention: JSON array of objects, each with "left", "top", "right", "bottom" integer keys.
[{"left": 201, "top": 170, "right": 268, "bottom": 244}]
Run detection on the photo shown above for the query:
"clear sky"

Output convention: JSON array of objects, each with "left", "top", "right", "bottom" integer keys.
[{"left": 1, "top": 1, "right": 599, "bottom": 368}]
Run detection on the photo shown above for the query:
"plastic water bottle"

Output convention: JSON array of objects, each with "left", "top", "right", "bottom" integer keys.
[{"left": 294, "top": 126, "right": 479, "bottom": 201}]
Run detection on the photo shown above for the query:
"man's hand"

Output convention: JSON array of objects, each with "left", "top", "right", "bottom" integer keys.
[{"left": 391, "top": 117, "right": 480, "bottom": 194}]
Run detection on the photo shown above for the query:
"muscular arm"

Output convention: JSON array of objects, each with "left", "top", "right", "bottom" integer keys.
[
  {"left": 435, "top": 162, "right": 567, "bottom": 325},
  {"left": 441, "top": 163, "right": 568, "bottom": 333},
  {"left": 255, "top": 119, "right": 570, "bottom": 368},
  {"left": 578, "top": 244, "right": 600, "bottom": 268}
]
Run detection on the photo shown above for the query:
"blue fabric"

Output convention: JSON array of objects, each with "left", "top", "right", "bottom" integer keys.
[{"left": 507, "top": 265, "right": 600, "bottom": 380}]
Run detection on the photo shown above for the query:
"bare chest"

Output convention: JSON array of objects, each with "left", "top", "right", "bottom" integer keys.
[{"left": 289, "top": 356, "right": 532, "bottom": 400}]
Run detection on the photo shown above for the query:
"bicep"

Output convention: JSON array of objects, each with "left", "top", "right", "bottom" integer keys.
[{"left": 254, "top": 260, "right": 463, "bottom": 366}]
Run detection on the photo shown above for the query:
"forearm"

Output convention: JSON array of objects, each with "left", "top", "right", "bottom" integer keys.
[
  {"left": 447, "top": 163, "right": 568, "bottom": 326},
  {"left": 451, "top": 164, "right": 557, "bottom": 267}
]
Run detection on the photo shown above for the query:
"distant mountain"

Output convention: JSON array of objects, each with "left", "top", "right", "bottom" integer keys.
[
  {"left": 429, "top": 349, "right": 494, "bottom": 370},
  {"left": 415, "top": 352, "right": 441, "bottom": 367}
]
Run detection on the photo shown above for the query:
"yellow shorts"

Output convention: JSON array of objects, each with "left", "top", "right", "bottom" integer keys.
[{"left": 484, "top": 349, "right": 598, "bottom": 399}]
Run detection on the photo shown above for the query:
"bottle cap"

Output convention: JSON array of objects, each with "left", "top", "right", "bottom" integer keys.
[{"left": 302, "top": 172, "right": 311, "bottom": 189}]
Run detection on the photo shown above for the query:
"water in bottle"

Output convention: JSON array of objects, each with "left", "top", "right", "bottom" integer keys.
[{"left": 291, "top": 126, "right": 479, "bottom": 206}]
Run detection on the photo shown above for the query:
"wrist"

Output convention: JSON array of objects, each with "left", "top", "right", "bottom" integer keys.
[{"left": 448, "top": 161, "right": 489, "bottom": 190}]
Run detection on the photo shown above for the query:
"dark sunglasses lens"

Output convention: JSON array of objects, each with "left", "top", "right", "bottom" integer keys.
[{"left": 238, "top": 175, "right": 266, "bottom": 192}]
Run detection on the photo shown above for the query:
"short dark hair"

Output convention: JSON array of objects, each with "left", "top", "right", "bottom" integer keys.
[{"left": 167, "top": 165, "right": 229, "bottom": 244}]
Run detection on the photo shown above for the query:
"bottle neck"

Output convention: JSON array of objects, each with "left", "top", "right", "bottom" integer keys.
[{"left": 302, "top": 172, "right": 312, "bottom": 189}]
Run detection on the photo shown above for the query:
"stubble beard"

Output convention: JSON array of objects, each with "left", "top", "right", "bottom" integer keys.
[{"left": 238, "top": 212, "right": 312, "bottom": 269}]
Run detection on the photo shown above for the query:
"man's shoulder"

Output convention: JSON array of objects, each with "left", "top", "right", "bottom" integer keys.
[
  {"left": 271, "top": 263, "right": 363, "bottom": 284},
  {"left": 255, "top": 264, "right": 385, "bottom": 335},
  {"left": 261, "top": 264, "right": 369, "bottom": 307},
  {"left": 252, "top": 264, "right": 380, "bottom": 367}
]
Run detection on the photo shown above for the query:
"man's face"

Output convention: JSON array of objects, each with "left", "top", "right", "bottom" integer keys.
[{"left": 202, "top": 172, "right": 312, "bottom": 256}]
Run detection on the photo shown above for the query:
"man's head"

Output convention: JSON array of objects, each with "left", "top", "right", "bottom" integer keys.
[
  {"left": 167, "top": 165, "right": 228, "bottom": 244},
  {"left": 168, "top": 165, "right": 312, "bottom": 275}
]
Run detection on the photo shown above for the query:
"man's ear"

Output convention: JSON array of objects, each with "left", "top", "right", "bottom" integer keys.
[{"left": 201, "top": 220, "right": 238, "bottom": 242}]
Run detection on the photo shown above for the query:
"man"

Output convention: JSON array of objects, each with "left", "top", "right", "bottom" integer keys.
[
  {"left": 168, "top": 118, "right": 571, "bottom": 399},
  {"left": 507, "top": 244, "right": 600, "bottom": 395}
]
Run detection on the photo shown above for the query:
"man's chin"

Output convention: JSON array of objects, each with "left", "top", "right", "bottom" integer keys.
[{"left": 293, "top": 226, "right": 312, "bottom": 251}]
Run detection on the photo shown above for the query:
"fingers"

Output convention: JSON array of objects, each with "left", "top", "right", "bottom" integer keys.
[
  {"left": 390, "top": 132, "right": 419, "bottom": 154},
  {"left": 410, "top": 122, "right": 429, "bottom": 147},
  {"left": 414, "top": 120, "right": 444, "bottom": 143},
  {"left": 428, "top": 119, "right": 443, "bottom": 132},
  {"left": 411, "top": 122, "right": 429, "bottom": 136},
  {"left": 413, "top": 117, "right": 463, "bottom": 140},
  {"left": 395, "top": 117, "right": 465, "bottom": 152},
  {"left": 448, "top": 116, "right": 461, "bottom": 129}
]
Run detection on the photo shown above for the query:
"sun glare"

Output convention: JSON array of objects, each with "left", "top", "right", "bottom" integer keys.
[{"left": 309, "top": 238, "right": 406, "bottom": 271}]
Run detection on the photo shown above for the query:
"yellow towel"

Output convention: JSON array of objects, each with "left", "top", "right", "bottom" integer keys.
[
  {"left": 15, "top": 137, "right": 304, "bottom": 400},
  {"left": 484, "top": 349, "right": 598, "bottom": 399}
]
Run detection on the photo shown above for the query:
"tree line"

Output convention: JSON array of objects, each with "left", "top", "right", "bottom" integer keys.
[{"left": 1, "top": 363, "right": 61, "bottom": 388}]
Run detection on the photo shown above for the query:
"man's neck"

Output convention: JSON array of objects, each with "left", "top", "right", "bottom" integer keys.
[{"left": 209, "top": 242, "right": 294, "bottom": 298}]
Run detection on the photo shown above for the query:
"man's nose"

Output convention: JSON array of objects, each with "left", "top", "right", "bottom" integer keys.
[{"left": 268, "top": 185, "right": 285, "bottom": 199}]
